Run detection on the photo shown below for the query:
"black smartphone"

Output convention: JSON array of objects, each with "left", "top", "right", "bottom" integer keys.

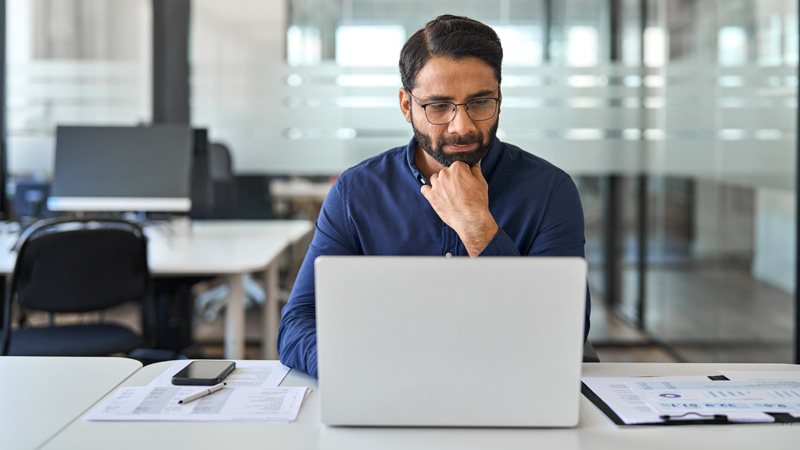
[{"left": 171, "top": 361, "right": 236, "bottom": 386}]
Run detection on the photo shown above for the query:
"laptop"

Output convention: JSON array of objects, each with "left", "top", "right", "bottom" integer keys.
[{"left": 315, "top": 256, "right": 587, "bottom": 427}]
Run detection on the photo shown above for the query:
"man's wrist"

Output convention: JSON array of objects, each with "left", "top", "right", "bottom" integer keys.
[{"left": 457, "top": 213, "right": 499, "bottom": 256}]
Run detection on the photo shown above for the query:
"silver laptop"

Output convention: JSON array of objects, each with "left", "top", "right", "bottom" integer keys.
[{"left": 315, "top": 256, "right": 587, "bottom": 427}]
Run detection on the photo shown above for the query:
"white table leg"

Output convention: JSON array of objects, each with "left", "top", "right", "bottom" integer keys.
[
  {"left": 262, "top": 263, "right": 280, "bottom": 360},
  {"left": 224, "top": 273, "right": 245, "bottom": 360}
]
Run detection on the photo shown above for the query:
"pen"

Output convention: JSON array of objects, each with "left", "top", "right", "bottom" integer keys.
[{"left": 178, "top": 382, "right": 227, "bottom": 404}]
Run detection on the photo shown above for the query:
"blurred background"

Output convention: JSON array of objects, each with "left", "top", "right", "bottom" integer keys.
[{"left": 3, "top": 0, "right": 798, "bottom": 363}]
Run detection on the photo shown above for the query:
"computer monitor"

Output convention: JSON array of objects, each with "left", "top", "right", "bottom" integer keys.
[{"left": 48, "top": 125, "right": 193, "bottom": 212}]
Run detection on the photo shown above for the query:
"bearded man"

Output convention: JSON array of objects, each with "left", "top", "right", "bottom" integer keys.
[{"left": 278, "top": 15, "right": 591, "bottom": 378}]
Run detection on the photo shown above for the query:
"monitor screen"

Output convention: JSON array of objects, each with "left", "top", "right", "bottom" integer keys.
[{"left": 48, "top": 125, "right": 193, "bottom": 212}]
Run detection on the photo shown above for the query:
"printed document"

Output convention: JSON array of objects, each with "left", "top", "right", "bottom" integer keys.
[
  {"left": 86, "top": 360, "right": 308, "bottom": 423},
  {"left": 628, "top": 377, "right": 800, "bottom": 422},
  {"left": 85, "top": 384, "right": 308, "bottom": 423},
  {"left": 583, "top": 374, "right": 800, "bottom": 424},
  {"left": 152, "top": 360, "right": 291, "bottom": 388}
]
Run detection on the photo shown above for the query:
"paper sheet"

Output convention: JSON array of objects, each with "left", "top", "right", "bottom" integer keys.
[
  {"left": 722, "top": 370, "right": 800, "bottom": 381},
  {"left": 582, "top": 377, "right": 713, "bottom": 424},
  {"left": 85, "top": 385, "right": 308, "bottom": 422},
  {"left": 628, "top": 377, "right": 800, "bottom": 422},
  {"left": 583, "top": 374, "right": 800, "bottom": 424},
  {"left": 153, "top": 360, "right": 291, "bottom": 388},
  {"left": 85, "top": 360, "right": 306, "bottom": 423}
]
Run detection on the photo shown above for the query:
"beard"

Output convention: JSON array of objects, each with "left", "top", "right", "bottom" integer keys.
[{"left": 411, "top": 109, "right": 498, "bottom": 167}]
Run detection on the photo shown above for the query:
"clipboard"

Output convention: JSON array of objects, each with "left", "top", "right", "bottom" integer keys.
[{"left": 581, "top": 376, "right": 800, "bottom": 426}]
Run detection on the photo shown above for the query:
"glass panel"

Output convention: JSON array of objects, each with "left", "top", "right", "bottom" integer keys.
[
  {"left": 189, "top": 0, "right": 797, "bottom": 363},
  {"left": 5, "top": 0, "right": 152, "bottom": 180},
  {"left": 642, "top": 0, "right": 796, "bottom": 362}
]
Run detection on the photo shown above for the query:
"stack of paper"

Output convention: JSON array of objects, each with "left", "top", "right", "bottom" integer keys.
[{"left": 86, "top": 360, "right": 309, "bottom": 423}]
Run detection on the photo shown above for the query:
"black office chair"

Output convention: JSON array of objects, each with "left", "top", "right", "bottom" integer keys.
[
  {"left": 1, "top": 217, "right": 154, "bottom": 356},
  {"left": 209, "top": 142, "right": 238, "bottom": 219}
]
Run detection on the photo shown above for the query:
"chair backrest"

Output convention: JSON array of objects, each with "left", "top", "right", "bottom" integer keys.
[
  {"left": 12, "top": 217, "right": 150, "bottom": 313},
  {"left": 209, "top": 143, "right": 234, "bottom": 182},
  {"left": 234, "top": 175, "right": 274, "bottom": 219}
]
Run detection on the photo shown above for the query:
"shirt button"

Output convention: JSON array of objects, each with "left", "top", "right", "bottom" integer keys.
[{"left": 445, "top": 252, "right": 452, "bottom": 258}]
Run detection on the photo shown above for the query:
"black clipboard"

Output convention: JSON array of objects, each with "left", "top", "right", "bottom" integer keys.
[{"left": 581, "top": 378, "right": 800, "bottom": 426}]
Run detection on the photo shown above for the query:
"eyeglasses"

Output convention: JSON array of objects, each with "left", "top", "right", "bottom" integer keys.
[{"left": 408, "top": 91, "right": 500, "bottom": 125}]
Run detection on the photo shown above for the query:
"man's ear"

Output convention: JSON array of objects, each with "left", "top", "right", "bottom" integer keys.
[
  {"left": 497, "top": 85, "right": 502, "bottom": 116},
  {"left": 399, "top": 88, "right": 412, "bottom": 123}
]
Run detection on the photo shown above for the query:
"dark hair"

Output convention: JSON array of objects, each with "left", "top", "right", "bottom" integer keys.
[{"left": 399, "top": 15, "right": 503, "bottom": 91}]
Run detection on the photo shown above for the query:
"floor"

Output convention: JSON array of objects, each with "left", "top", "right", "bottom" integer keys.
[{"left": 586, "top": 262, "right": 795, "bottom": 364}]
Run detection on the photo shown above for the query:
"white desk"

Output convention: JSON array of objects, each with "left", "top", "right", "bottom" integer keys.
[
  {"left": 40, "top": 362, "right": 800, "bottom": 450},
  {"left": 0, "top": 356, "right": 141, "bottom": 450},
  {"left": 0, "top": 220, "right": 314, "bottom": 360}
]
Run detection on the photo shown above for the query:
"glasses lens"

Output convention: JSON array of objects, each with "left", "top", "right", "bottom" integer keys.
[
  {"left": 425, "top": 102, "right": 455, "bottom": 125},
  {"left": 466, "top": 99, "right": 498, "bottom": 121}
]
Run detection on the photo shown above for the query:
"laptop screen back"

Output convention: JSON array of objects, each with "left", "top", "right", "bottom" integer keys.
[{"left": 315, "top": 256, "right": 587, "bottom": 427}]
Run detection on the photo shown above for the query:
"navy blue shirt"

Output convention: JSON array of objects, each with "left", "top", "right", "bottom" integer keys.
[{"left": 278, "top": 137, "right": 591, "bottom": 378}]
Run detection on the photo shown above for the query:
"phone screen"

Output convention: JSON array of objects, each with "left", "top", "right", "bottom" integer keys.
[{"left": 171, "top": 361, "right": 236, "bottom": 385}]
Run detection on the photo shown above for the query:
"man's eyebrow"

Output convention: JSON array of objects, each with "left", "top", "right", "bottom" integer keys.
[{"left": 422, "top": 89, "right": 498, "bottom": 102}]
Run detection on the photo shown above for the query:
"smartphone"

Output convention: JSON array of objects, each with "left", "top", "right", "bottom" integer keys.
[{"left": 171, "top": 361, "right": 236, "bottom": 386}]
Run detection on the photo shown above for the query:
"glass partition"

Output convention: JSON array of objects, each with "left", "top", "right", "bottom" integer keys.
[
  {"left": 191, "top": 0, "right": 796, "bottom": 362},
  {"left": 5, "top": 0, "right": 152, "bottom": 179}
]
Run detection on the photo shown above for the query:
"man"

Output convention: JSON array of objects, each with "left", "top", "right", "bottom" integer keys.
[{"left": 278, "top": 15, "right": 590, "bottom": 378}]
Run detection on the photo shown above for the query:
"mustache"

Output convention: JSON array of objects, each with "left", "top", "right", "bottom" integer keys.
[{"left": 440, "top": 133, "right": 481, "bottom": 146}]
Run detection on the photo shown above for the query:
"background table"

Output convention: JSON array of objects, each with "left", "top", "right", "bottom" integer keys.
[
  {"left": 0, "top": 219, "right": 314, "bottom": 359},
  {"left": 0, "top": 356, "right": 141, "bottom": 450},
  {"left": 40, "top": 362, "right": 800, "bottom": 450}
]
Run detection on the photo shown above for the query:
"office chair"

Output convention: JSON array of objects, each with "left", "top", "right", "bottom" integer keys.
[
  {"left": 1, "top": 217, "right": 154, "bottom": 356},
  {"left": 209, "top": 142, "right": 238, "bottom": 219}
]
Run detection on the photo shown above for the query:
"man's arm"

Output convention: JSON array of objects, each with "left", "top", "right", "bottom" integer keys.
[
  {"left": 421, "top": 165, "right": 590, "bottom": 340},
  {"left": 277, "top": 181, "right": 356, "bottom": 378}
]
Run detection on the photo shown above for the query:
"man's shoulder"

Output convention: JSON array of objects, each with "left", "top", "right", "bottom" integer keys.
[
  {"left": 496, "top": 141, "right": 571, "bottom": 182},
  {"left": 339, "top": 145, "right": 408, "bottom": 181}
]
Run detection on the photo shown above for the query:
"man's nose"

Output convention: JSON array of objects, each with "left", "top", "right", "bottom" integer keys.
[{"left": 447, "top": 104, "right": 478, "bottom": 135}]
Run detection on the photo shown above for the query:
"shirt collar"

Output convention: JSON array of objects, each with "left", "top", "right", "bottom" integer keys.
[{"left": 405, "top": 136, "right": 503, "bottom": 186}]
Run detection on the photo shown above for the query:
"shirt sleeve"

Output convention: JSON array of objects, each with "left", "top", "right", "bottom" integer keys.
[
  {"left": 478, "top": 174, "right": 591, "bottom": 342},
  {"left": 277, "top": 179, "right": 356, "bottom": 378}
]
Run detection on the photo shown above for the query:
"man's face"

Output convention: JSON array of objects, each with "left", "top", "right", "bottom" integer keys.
[{"left": 401, "top": 56, "right": 501, "bottom": 168}]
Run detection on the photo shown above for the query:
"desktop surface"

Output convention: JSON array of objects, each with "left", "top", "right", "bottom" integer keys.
[
  {"left": 37, "top": 362, "right": 800, "bottom": 450},
  {"left": 1, "top": 356, "right": 141, "bottom": 450}
]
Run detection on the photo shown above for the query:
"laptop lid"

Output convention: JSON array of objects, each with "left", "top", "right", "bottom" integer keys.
[{"left": 315, "top": 256, "right": 587, "bottom": 427}]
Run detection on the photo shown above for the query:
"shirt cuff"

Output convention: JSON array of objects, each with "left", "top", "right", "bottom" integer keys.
[{"left": 477, "top": 228, "right": 521, "bottom": 256}]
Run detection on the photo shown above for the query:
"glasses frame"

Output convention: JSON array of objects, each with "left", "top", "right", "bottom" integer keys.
[{"left": 407, "top": 91, "right": 500, "bottom": 125}]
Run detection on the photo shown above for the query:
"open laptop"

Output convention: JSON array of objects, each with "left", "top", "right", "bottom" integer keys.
[{"left": 315, "top": 256, "right": 587, "bottom": 427}]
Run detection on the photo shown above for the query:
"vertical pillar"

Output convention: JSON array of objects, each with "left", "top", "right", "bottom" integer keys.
[
  {"left": 152, "top": 0, "right": 190, "bottom": 123},
  {"left": 604, "top": 0, "right": 623, "bottom": 308},
  {"left": 635, "top": 0, "right": 649, "bottom": 329}
]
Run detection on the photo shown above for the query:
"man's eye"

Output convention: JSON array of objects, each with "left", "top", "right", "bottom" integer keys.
[
  {"left": 470, "top": 99, "right": 491, "bottom": 107},
  {"left": 427, "top": 103, "right": 452, "bottom": 112}
]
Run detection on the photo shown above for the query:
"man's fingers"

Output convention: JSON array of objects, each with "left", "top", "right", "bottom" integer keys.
[
  {"left": 420, "top": 184, "right": 432, "bottom": 199},
  {"left": 470, "top": 161, "right": 485, "bottom": 181}
]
